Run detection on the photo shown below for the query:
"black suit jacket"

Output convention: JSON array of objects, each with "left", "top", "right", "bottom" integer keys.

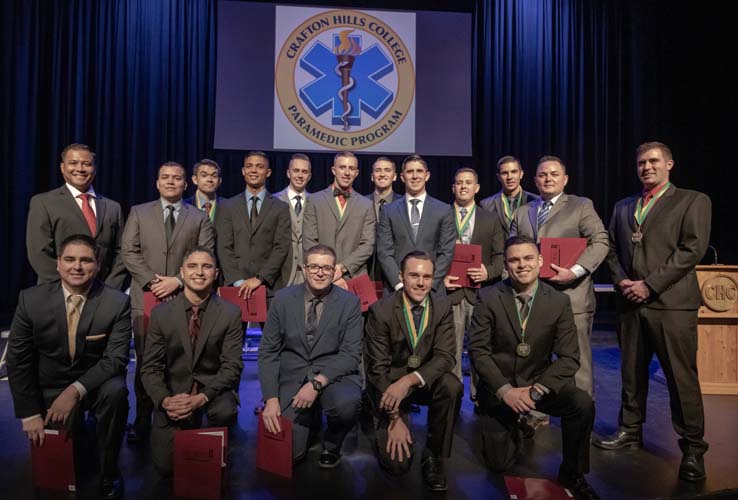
[
  {"left": 141, "top": 293, "right": 244, "bottom": 406},
  {"left": 364, "top": 292, "right": 456, "bottom": 393},
  {"left": 7, "top": 280, "right": 131, "bottom": 418},
  {"left": 26, "top": 186, "right": 128, "bottom": 289},
  {"left": 606, "top": 185, "right": 711, "bottom": 311},
  {"left": 216, "top": 191, "right": 291, "bottom": 293},
  {"left": 467, "top": 280, "right": 579, "bottom": 400}
]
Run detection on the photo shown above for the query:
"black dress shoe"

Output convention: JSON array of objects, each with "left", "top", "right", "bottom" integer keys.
[
  {"left": 679, "top": 453, "right": 706, "bottom": 482},
  {"left": 101, "top": 476, "right": 124, "bottom": 500},
  {"left": 421, "top": 454, "right": 447, "bottom": 491},
  {"left": 318, "top": 449, "right": 342, "bottom": 468},
  {"left": 592, "top": 430, "right": 642, "bottom": 450},
  {"left": 558, "top": 473, "right": 600, "bottom": 500}
]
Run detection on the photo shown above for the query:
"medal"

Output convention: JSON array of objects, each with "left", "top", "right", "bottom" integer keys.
[
  {"left": 408, "top": 355, "right": 421, "bottom": 369},
  {"left": 631, "top": 231, "right": 643, "bottom": 243},
  {"left": 516, "top": 342, "right": 531, "bottom": 358}
]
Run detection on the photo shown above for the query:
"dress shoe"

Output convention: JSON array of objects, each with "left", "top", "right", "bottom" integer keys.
[
  {"left": 592, "top": 430, "right": 642, "bottom": 450},
  {"left": 558, "top": 473, "right": 601, "bottom": 500},
  {"left": 101, "top": 476, "right": 124, "bottom": 500},
  {"left": 421, "top": 454, "right": 447, "bottom": 491},
  {"left": 517, "top": 418, "right": 536, "bottom": 439},
  {"left": 679, "top": 453, "right": 706, "bottom": 482},
  {"left": 318, "top": 449, "right": 342, "bottom": 468}
]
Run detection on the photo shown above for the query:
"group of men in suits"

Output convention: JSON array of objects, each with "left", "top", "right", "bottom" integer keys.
[{"left": 8, "top": 140, "right": 711, "bottom": 497}]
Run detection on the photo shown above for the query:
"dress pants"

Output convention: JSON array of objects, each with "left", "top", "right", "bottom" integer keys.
[
  {"left": 573, "top": 311, "right": 594, "bottom": 398},
  {"left": 452, "top": 297, "right": 479, "bottom": 399},
  {"left": 617, "top": 306, "right": 708, "bottom": 455},
  {"left": 132, "top": 311, "right": 154, "bottom": 431}
]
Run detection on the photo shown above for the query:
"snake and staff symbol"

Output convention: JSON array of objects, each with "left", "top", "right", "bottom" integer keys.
[{"left": 334, "top": 30, "right": 362, "bottom": 131}]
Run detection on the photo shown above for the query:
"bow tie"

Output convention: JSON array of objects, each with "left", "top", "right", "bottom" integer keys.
[{"left": 333, "top": 188, "right": 351, "bottom": 199}]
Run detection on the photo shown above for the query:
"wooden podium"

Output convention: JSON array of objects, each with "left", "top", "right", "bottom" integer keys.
[{"left": 696, "top": 265, "right": 738, "bottom": 395}]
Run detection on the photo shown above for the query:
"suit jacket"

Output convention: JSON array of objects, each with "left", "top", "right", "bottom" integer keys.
[
  {"left": 364, "top": 292, "right": 456, "bottom": 394},
  {"left": 511, "top": 194, "right": 609, "bottom": 314},
  {"left": 258, "top": 284, "right": 363, "bottom": 406},
  {"left": 606, "top": 185, "right": 711, "bottom": 311},
  {"left": 447, "top": 205, "right": 505, "bottom": 305},
  {"left": 183, "top": 194, "right": 224, "bottom": 228},
  {"left": 121, "top": 200, "right": 215, "bottom": 312},
  {"left": 26, "top": 186, "right": 128, "bottom": 289},
  {"left": 366, "top": 191, "right": 403, "bottom": 281},
  {"left": 216, "top": 191, "right": 291, "bottom": 294},
  {"left": 302, "top": 186, "right": 376, "bottom": 278},
  {"left": 7, "top": 280, "right": 131, "bottom": 419},
  {"left": 376, "top": 195, "right": 457, "bottom": 292},
  {"left": 141, "top": 294, "right": 244, "bottom": 407},
  {"left": 467, "top": 280, "right": 579, "bottom": 400},
  {"left": 480, "top": 189, "right": 539, "bottom": 239},
  {"left": 275, "top": 187, "right": 310, "bottom": 286}
]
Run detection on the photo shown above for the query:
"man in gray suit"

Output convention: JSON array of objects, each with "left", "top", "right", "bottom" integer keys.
[
  {"left": 259, "top": 244, "right": 362, "bottom": 467},
  {"left": 377, "top": 155, "right": 456, "bottom": 293},
  {"left": 480, "top": 156, "right": 539, "bottom": 238},
  {"left": 122, "top": 161, "right": 215, "bottom": 441},
  {"left": 511, "top": 156, "right": 609, "bottom": 399},
  {"left": 303, "top": 151, "right": 376, "bottom": 288},
  {"left": 367, "top": 157, "right": 403, "bottom": 283},
  {"left": 275, "top": 153, "right": 312, "bottom": 287},
  {"left": 26, "top": 143, "right": 127, "bottom": 289},
  {"left": 216, "top": 151, "right": 291, "bottom": 299}
]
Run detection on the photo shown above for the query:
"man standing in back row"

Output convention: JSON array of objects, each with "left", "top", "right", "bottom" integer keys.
[{"left": 480, "top": 155, "right": 539, "bottom": 239}]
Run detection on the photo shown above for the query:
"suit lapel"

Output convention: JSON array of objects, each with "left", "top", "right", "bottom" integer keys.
[
  {"left": 291, "top": 286, "right": 311, "bottom": 353},
  {"left": 193, "top": 295, "right": 220, "bottom": 365},
  {"left": 325, "top": 188, "right": 342, "bottom": 225},
  {"left": 544, "top": 194, "right": 568, "bottom": 228},
  {"left": 625, "top": 195, "right": 638, "bottom": 232},
  {"left": 168, "top": 204, "right": 190, "bottom": 248},
  {"left": 640, "top": 184, "right": 675, "bottom": 231},
  {"left": 73, "top": 282, "right": 102, "bottom": 364},
  {"left": 498, "top": 284, "right": 522, "bottom": 341},
  {"left": 94, "top": 196, "right": 108, "bottom": 237},
  {"left": 52, "top": 284, "right": 71, "bottom": 361},
  {"left": 251, "top": 192, "right": 273, "bottom": 235},
  {"left": 415, "top": 196, "right": 433, "bottom": 243},
  {"left": 527, "top": 203, "right": 538, "bottom": 239},
  {"left": 395, "top": 196, "right": 415, "bottom": 242},
  {"left": 58, "top": 187, "right": 92, "bottom": 235},
  {"left": 149, "top": 201, "right": 168, "bottom": 246},
  {"left": 175, "top": 296, "right": 194, "bottom": 365},
  {"left": 338, "top": 191, "right": 355, "bottom": 231},
  {"left": 494, "top": 193, "right": 508, "bottom": 230},
  {"left": 393, "top": 293, "right": 415, "bottom": 351}
]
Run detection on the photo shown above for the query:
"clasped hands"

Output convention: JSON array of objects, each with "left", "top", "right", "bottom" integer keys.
[
  {"left": 162, "top": 393, "right": 208, "bottom": 421},
  {"left": 618, "top": 279, "right": 651, "bottom": 303}
]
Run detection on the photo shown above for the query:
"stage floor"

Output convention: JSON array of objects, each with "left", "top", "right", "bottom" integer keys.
[{"left": 1, "top": 329, "right": 736, "bottom": 500}]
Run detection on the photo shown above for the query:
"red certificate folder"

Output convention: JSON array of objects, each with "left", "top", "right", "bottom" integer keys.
[
  {"left": 346, "top": 273, "right": 379, "bottom": 312},
  {"left": 143, "top": 291, "right": 163, "bottom": 332},
  {"left": 373, "top": 281, "right": 384, "bottom": 300},
  {"left": 31, "top": 429, "right": 76, "bottom": 493},
  {"left": 539, "top": 238, "right": 587, "bottom": 279},
  {"left": 218, "top": 286, "right": 267, "bottom": 322},
  {"left": 173, "top": 427, "right": 228, "bottom": 500},
  {"left": 504, "top": 475, "right": 574, "bottom": 499},
  {"left": 256, "top": 413, "right": 293, "bottom": 479},
  {"left": 448, "top": 243, "right": 483, "bottom": 288}
]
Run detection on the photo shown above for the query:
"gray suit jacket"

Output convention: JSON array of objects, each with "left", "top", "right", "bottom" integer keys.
[
  {"left": 26, "top": 186, "right": 128, "bottom": 289},
  {"left": 376, "top": 194, "right": 457, "bottom": 292},
  {"left": 275, "top": 188, "right": 310, "bottom": 286},
  {"left": 511, "top": 194, "right": 609, "bottom": 314},
  {"left": 121, "top": 200, "right": 215, "bottom": 314},
  {"left": 302, "top": 186, "right": 376, "bottom": 278},
  {"left": 480, "top": 190, "right": 539, "bottom": 238},
  {"left": 258, "top": 284, "right": 363, "bottom": 406}
]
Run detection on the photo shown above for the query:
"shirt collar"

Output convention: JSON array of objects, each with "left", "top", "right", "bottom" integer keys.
[
  {"left": 642, "top": 181, "right": 669, "bottom": 198},
  {"left": 245, "top": 189, "right": 266, "bottom": 203},
  {"left": 406, "top": 191, "right": 427, "bottom": 204},
  {"left": 288, "top": 187, "right": 305, "bottom": 200},
  {"left": 332, "top": 182, "right": 352, "bottom": 193},
  {"left": 196, "top": 192, "right": 216, "bottom": 207},
  {"left": 66, "top": 183, "right": 96, "bottom": 199},
  {"left": 160, "top": 198, "right": 183, "bottom": 211},
  {"left": 184, "top": 294, "right": 211, "bottom": 312},
  {"left": 513, "top": 280, "right": 539, "bottom": 300},
  {"left": 375, "top": 191, "right": 394, "bottom": 204},
  {"left": 304, "top": 283, "right": 332, "bottom": 302},
  {"left": 62, "top": 282, "right": 92, "bottom": 302},
  {"left": 542, "top": 192, "right": 564, "bottom": 205}
]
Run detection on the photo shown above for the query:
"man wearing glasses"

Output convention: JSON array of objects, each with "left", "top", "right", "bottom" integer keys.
[{"left": 258, "top": 245, "right": 363, "bottom": 467}]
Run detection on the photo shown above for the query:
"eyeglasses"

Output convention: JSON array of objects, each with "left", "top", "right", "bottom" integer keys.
[{"left": 305, "top": 264, "right": 335, "bottom": 275}]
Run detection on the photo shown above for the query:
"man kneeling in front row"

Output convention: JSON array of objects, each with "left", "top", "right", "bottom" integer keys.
[{"left": 467, "top": 236, "right": 599, "bottom": 500}]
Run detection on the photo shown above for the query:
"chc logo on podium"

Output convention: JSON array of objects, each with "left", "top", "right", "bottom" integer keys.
[
  {"left": 275, "top": 9, "right": 415, "bottom": 151},
  {"left": 701, "top": 275, "right": 738, "bottom": 312}
]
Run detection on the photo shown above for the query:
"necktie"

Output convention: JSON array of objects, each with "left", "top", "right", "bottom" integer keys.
[
  {"left": 305, "top": 297, "right": 321, "bottom": 347},
  {"left": 67, "top": 295, "right": 83, "bottom": 361},
  {"left": 250, "top": 196, "right": 259, "bottom": 222},
  {"left": 77, "top": 194, "right": 97, "bottom": 236},
  {"left": 410, "top": 199, "right": 421, "bottom": 239},
  {"left": 459, "top": 207, "right": 470, "bottom": 244},
  {"left": 411, "top": 305, "right": 423, "bottom": 332},
  {"left": 376, "top": 198, "right": 387, "bottom": 221},
  {"left": 189, "top": 305, "right": 201, "bottom": 350},
  {"left": 517, "top": 294, "right": 532, "bottom": 324},
  {"left": 294, "top": 195, "right": 302, "bottom": 216},
  {"left": 537, "top": 200, "right": 552, "bottom": 229},
  {"left": 165, "top": 205, "right": 176, "bottom": 242},
  {"left": 203, "top": 201, "right": 212, "bottom": 214},
  {"left": 508, "top": 196, "right": 518, "bottom": 212}
]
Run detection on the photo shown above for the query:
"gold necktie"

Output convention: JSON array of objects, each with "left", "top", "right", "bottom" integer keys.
[{"left": 67, "top": 295, "right": 83, "bottom": 361}]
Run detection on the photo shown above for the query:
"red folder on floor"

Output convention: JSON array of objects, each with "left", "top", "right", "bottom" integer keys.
[
  {"left": 256, "top": 413, "right": 293, "bottom": 479},
  {"left": 143, "top": 291, "right": 163, "bottom": 332},
  {"left": 504, "top": 475, "right": 573, "bottom": 499},
  {"left": 218, "top": 286, "right": 267, "bottom": 322},
  {"left": 346, "top": 273, "right": 379, "bottom": 312},
  {"left": 448, "top": 243, "right": 483, "bottom": 288},
  {"left": 539, "top": 238, "right": 587, "bottom": 279},
  {"left": 173, "top": 427, "right": 228, "bottom": 500},
  {"left": 31, "top": 429, "right": 76, "bottom": 493}
]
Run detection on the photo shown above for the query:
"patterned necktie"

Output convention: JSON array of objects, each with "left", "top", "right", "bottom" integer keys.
[
  {"left": 305, "top": 297, "right": 321, "bottom": 347},
  {"left": 77, "top": 194, "right": 97, "bottom": 236},
  {"left": 189, "top": 305, "right": 201, "bottom": 350},
  {"left": 294, "top": 195, "right": 302, "bottom": 216},
  {"left": 459, "top": 207, "right": 470, "bottom": 244},
  {"left": 410, "top": 199, "right": 421, "bottom": 238},
  {"left": 165, "top": 205, "right": 176, "bottom": 242},
  {"left": 250, "top": 196, "right": 259, "bottom": 222},
  {"left": 537, "top": 200, "right": 552, "bottom": 229},
  {"left": 517, "top": 294, "right": 532, "bottom": 322},
  {"left": 67, "top": 295, "right": 83, "bottom": 361},
  {"left": 377, "top": 198, "right": 387, "bottom": 221}
]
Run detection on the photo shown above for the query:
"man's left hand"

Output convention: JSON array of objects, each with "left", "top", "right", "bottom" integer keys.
[
  {"left": 380, "top": 376, "right": 414, "bottom": 413},
  {"left": 292, "top": 382, "right": 318, "bottom": 409},
  {"left": 44, "top": 385, "right": 80, "bottom": 426},
  {"left": 547, "top": 264, "right": 576, "bottom": 285}
]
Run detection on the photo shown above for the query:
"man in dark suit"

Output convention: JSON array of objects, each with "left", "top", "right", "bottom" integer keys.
[
  {"left": 141, "top": 246, "right": 244, "bottom": 475},
  {"left": 511, "top": 156, "right": 609, "bottom": 399},
  {"left": 259, "top": 244, "right": 362, "bottom": 467},
  {"left": 303, "top": 151, "right": 376, "bottom": 288},
  {"left": 122, "top": 161, "right": 215, "bottom": 442},
  {"left": 593, "top": 142, "right": 711, "bottom": 482},
  {"left": 377, "top": 155, "right": 456, "bottom": 293},
  {"left": 216, "top": 151, "right": 291, "bottom": 300},
  {"left": 26, "top": 143, "right": 127, "bottom": 289},
  {"left": 364, "top": 251, "right": 462, "bottom": 491},
  {"left": 184, "top": 159, "right": 223, "bottom": 226},
  {"left": 7, "top": 234, "right": 131, "bottom": 499},
  {"left": 275, "top": 153, "right": 312, "bottom": 287},
  {"left": 467, "top": 236, "right": 599, "bottom": 500},
  {"left": 480, "top": 155, "right": 538, "bottom": 238},
  {"left": 444, "top": 167, "right": 504, "bottom": 404},
  {"left": 366, "top": 157, "right": 402, "bottom": 283}
]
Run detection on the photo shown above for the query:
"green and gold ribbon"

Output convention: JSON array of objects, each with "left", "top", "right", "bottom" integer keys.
[
  {"left": 501, "top": 190, "right": 523, "bottom": 223},
  {"left": 454, "top": 203, "right": 476, "bottom": 239},
  {"left": 634, "top": 182, "right": 671, "bottom": 226},
  {"left": 402, "top": 294, "right": 430, "bottom": 349}
]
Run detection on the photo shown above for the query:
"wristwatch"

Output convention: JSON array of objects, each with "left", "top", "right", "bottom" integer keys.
[
  {"left": 529, "top": 386, "right": 544, "bottom": 402},
  {"left": 310, "top": 378, "right": 323, "bottom": 392}
]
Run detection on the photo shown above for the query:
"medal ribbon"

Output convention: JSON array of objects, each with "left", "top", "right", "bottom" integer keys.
[
  {"left": 197, "top": 195, "right": 216, "bottom": 220},
  {"left": 334, "top": 194, "right": 347, "bottom": 220},
  {"left": 515, "top": 282, "right": 539, "bottom": 341},
  {"left": 402, "top": 294, "right": 430, "bottom": 349},
  {"left": 633, "top": 182, "right": 671, "bottom": 226},
  {"left": 454, "top": 203, "right": 475, "bottom": 239},
  {"left": 501, "top": 191, "right": 523, "bottom": 223}
]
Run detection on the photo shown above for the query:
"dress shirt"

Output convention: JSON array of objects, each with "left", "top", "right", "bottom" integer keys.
[{"left": 66, "top": 183, "right": 97, "bottom": 216}]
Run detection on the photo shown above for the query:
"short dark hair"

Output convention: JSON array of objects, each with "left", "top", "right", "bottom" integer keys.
[
  {"left": 244, "top": 151, "right": 270, "bottom": 167},
  {"left": 537, "top": 155, "right": 566, "bottom": 173},
  {"left": 158, "top": 161, "right": 186, "bottom": 176},
  {"left": 192, "top": 159, "right": 221, "bottom": 176},
  {"left": 181, "top": 246, "right": 217, "bottom": 266},
  {"left": 59, "top": 234, "right": 100, "bottom": 260},
  {"left": 504, "top": 235, "right": 539, "bottom": 255},
  {"left": 454, "top": 167, "right": 478, "bottom": 182},
  {"left": 496, "top": 155, "right": 521, "bottom": 173},
  {"left": 372, "top": 156, "right": 396, "bottom": 170},
  {"left": 289, "top": 153, "right": 311, "bottom": 169},
  {"left": 304, "top": 244, "right": 337, "bottom": 264},
  {"left": 636, "top": 141, "right": 673, "bottom": 161},
  {"left": 402, "top": 154, "right": 428, "bottom": 172},
  {"left": 400, "top": 250, "right": 434, "bottom": 272},
  {"left": 61, "top": 143, "right": 96, "bottom": 164},
  {"left": 333, "top": 151, "right": 357, "bottom": 165}
]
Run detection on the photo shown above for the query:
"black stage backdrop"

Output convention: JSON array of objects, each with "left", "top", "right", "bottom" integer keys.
[{"left": 1, "top": 0, "right": 735, "bottom": 320}]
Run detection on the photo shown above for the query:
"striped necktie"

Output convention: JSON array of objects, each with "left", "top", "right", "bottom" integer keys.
[{"left": 537, "top": 200, "right": 553, "bottom": 229}]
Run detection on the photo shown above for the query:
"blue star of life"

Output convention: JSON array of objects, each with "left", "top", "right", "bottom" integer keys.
[{"left": 299, "top": 41, "right": 394, "bottom": 127}]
